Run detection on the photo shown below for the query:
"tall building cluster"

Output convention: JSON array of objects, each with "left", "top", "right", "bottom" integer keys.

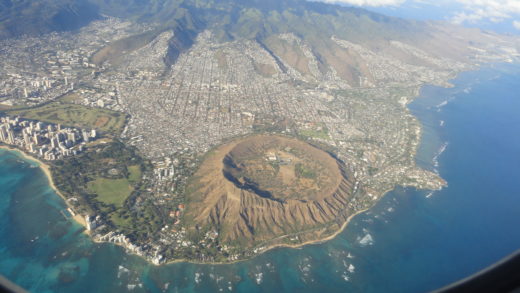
[{"left": 0, "top": 115, "right": 97, "bottom": 160}]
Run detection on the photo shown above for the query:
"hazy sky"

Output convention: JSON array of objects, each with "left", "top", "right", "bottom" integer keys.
[{"left": 315, "top": 0, "right": 520, "bottom": 33}]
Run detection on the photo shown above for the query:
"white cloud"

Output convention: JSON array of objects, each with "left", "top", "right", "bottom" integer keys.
[
  {"left": 514, "top": 20, "right": 520, "bottom": 30},
  {"left": 450, "top": 0, "right": 520, "bottom": 24},
  {"left": 312, "top": 0, "right": 520, "bottom": 27}
]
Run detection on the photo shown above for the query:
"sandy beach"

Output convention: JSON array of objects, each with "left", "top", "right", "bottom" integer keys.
[
  {"left": 0, "top": 145, "right": 87, "bottom": 228},
  {"left": 0, "top": 143, "right": 397, "bottom": 266}
]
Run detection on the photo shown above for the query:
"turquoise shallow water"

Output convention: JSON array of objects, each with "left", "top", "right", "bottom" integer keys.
[{"left": 1, "top": 63, "right": 520, "bottom": 292}]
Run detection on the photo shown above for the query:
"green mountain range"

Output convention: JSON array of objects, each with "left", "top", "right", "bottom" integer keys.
[{"left": 2, "top": 0, "right": 505, "bottom": 79}]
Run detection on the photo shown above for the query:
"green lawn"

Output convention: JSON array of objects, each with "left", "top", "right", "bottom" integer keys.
[
  {"left": 128, "top": 165, "right": 142, "bottom": 184},
  {"left": 7, "top": 102, "right": 125, "bottom": 135},
  {"left": 87, "top": 165, "right": 141, "bottom": 208},
  {"left": 110, "top": 213, "right": 133, "bottom": 229},
  {"left": 299, "top": 128, "right": 330, "bottom": 140},
  {"left": 87, "top": 178, "right": 133, "bottom": 208}
]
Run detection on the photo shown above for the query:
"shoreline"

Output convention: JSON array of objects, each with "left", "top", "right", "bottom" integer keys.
[
  {"left": 160, "top": 68, "right": 467, "bottom": 265},
  {"left": 0, "top": 110, "right": 436, "bottom": 267},
  {"left": 0, "top": 140, "right": 423, "bottom": 266},
  {"left": 162, "top": 206, "right": 373, "bottom": 266},
  {"left": 217, "top": 188, "right": 398, "bottom": 265},
  {"left": 0, "top": 78, "right": 441, "bottom": 266},
  {"left": 161, "top": 185, "right": 402, "bottom": 266},
  {"left": 0, "top": 145, "right": 88, "bottom": 229}
]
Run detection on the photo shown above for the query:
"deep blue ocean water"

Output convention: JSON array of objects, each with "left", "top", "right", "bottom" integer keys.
[{"left": 1, "top": 63, "right": 519, "bottom": 292}]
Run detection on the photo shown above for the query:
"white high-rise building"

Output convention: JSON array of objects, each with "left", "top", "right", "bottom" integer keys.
[
  {"left": 85, "top": 215, "right": 96, "bottom": 231},
  {"left": 67, "top": 132, "right": 76, "bottom": 144},
  {"left": 51, "top": 137, "right": 58, "bottom": 148},
  {"left": 0, "top": 125, "right": 7, "bottom": 142},
  {"left": 7, "top": 129, "right": 15, "bottom": 144},
  {"left": 82, "top": 130, "right": 90, "bottom": 143},
  {"left": 23, "top": 131, "right": 31, "bottom": 145},
  {"left": 33, "top": 134, "right": 41, "bottom": 145}
]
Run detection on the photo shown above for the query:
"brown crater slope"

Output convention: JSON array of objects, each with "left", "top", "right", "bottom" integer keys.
[{"left": 184, "top": 135, "right": 358, "bottom": 247}]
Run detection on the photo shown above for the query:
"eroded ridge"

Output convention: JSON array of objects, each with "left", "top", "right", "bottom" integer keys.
[{"left": 185, "top": 135, "right": 359, "bottom": 248}]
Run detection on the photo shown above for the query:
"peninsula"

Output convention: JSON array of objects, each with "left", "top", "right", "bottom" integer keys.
[{"left": 0, "top": 0, "right": 518, "bottom": 265}]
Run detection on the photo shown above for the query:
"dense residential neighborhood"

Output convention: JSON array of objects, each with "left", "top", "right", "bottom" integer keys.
[{"left": 0, "top": 15, "right": 518, "bottom": 264}]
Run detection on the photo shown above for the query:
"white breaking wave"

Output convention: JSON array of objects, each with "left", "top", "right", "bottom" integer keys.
[
  {"left": 342, "top": 274, "right": 350, "bottom": 281},
  {"left": 255, "top": 272, "right": 263, "bottom": 284},
  {"left": 436, "top": 100, "right": 448, "bottom": 108},
  {"left": 432, "top": 142, "right": 449, "bottom": 169},
  {"left": 358, "top": 233, "right": 374, "bottom": 246},
  {"left": 194, "top": 272, "right": 203, "bottom": 284},
  {"left": 117, "top": 265, "right": 130, "bottom": 279}
]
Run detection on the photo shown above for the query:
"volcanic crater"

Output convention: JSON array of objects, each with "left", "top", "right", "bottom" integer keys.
[{"left": 184, "top": 135, "right": 358, "bottom": 247}]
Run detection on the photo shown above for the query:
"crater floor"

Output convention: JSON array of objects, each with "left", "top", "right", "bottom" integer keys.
[{"left": 184, "top": 135, "right": 358, "bottom": 248}]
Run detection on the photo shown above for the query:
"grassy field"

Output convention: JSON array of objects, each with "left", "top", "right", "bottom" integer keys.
[
  {"left": 298, "top": 128, "right": 330, "bottom": 140},
  {"left": 87, "top": 165, "right": 141, "bottom": 208},
  {"left": 6, "top": 102, "right": 126, "bottom": 135},
  {"left": 87, "top": 178, "right": 133, "bottom": 208},
  {"left": 110, "top": 213, "right": 133, "bottom": 228},
  {"left": 128, "top": 165, "right": 142, "bottom": 184}
]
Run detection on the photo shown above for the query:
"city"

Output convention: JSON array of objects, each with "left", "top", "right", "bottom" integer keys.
[
  {"left": 0, "top": 115, "right": 97, "bottom": 161},
  {"left": 0, "top": 16, "right": 518, "bottom": 264}
]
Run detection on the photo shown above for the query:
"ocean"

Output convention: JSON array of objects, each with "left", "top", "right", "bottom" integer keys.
[{"left": 1, "top": 63, "right": 519, "bottom": 292}]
